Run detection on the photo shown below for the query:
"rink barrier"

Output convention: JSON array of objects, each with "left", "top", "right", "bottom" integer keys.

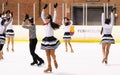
[{"left": 12, "top": 25, "right": 120, "bottom": 43}]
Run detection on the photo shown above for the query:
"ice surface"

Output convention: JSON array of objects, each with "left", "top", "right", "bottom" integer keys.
[{"left": 0, "top": 42, "right": 120, "bottom": 75}]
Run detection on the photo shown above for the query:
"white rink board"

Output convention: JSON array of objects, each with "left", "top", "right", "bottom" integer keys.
[{"left": 13, "top": 25, "right": 120, "bottom": 42}]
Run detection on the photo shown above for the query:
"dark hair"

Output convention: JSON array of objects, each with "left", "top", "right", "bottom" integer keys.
[
  {"left": 6, "top": 10, "right": 11, "bottom": 14},
  {"left": 105, "top": 18, "right": 110, "bottom": 24},
  {"left": 45, "top": 14, "right": 52, "bottom": 22},
  {"left": 1, "top": 19, "right": 6, "bottom": 25},
  {"left": 51, "top": 22, "right": 60, "bottom": 30},
  {"left": 64, "top": 17, "right": 71, "bottom": 26},
  {"left": 65, "top": 22, "right": 70, "bottom": 26},
  {"left": 64, "top": 17, "right": 70, "bottom": 21},
  {"left": 28, "top": 17, "right": 34, "bottom": 24},
  {"left": 45, "top": 14, "right": 60, "bottom": 30},
  {"left": 7, "top": 18, "right": 10, "bottom": 21}
]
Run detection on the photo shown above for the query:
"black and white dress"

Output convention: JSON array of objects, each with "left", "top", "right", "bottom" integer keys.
[
  {"left": 0, "top": 17, "right": 11, "bottom": 50},
  {"left": 6, "top": 18, "right": 14, "bottom": 38},
  {"left": 101, "top": 12, "right": 115, "bottom": 44},
  {"left": 41, "top": 10, "right": 60, "bottom": 50},
  {"left": 62, "top": 20, "right": 73, "bottom": 40}
]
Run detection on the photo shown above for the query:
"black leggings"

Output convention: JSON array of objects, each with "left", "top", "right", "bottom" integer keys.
[
  {"left": 0, "top": 44, "right": 4, "bottom": 50},
  {"left": 29, "top": 38, "right": 44, "bottom": 63}
]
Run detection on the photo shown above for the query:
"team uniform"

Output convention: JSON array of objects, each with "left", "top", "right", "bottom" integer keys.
[
  {"left": 0, "top": 17, "right": 11, "bottom": 50},
  {"left": 41, "top": 10, "right": 60, "bottom": 50},
  {"left": 62, "top": 20, "right": 73, "bottom": 40},
  {"left": 101, "top": 12, "right": 115, "bottom": 44},
  {"left": 6, "top": 17, "right": 14, "bottom": 38}
]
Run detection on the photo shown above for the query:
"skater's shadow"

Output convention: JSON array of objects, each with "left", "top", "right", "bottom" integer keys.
[
  {"left": 53, "top": 72, "right": 79, "bottom": 75},
  {"left": 106, "top": 64, "right": 120, "bottom": 67}
]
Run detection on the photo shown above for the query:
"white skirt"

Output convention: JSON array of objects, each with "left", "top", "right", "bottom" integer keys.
[
  {"left": 41, "top": 36, "right": 60, "bottom": 50},
  {"left": 6, "top": 29, "right": 15, "bottom": 37},
  {"left": 101, "top": 34, "right": 115, "bottom": 44},
  {"left": 63, "top": 32, "right": 71, "bottom": 40}
]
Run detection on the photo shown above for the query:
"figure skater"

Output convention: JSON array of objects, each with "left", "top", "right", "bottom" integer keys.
[
  {"left": 41, "top": 3, "right": 60, "bottom": 72},
  {"left": 62, "top": 17, "right": 74, "bottom": 53},
  {"left": 0, "top": 14, "right": 12, "bottom": 60},
  {"left": 22, "top": 14, "right": 44, "bottom": 66},
  {"left": 5, "top": 10, "right": 15, "bottom": 52},
  {"left": 100, "top": 9, "right": 115, "bottom": 64}
]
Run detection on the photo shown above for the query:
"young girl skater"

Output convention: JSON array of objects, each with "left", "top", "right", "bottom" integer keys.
[
  {"left": 5, "top": 10, "right": 15, "bottom": 52},
  {"left": 0, "top": 15, "right": 12, "bottom": 60},
  {"left": 41, "top": 3, "right": 60, "bottom": 72},
  {"left": 62, "top": 17, "right": 74, "bottom": 53},
  {"left": 100, "top": 9, "right": 115, "bottom": 64},
  {"left": 22, "top": 14, "right": 44, "bottom": 66}
]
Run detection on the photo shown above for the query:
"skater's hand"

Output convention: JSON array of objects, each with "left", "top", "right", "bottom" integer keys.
[
  {"left": 43, "top": 4, "right": 48, "bottom": 9},
  {"left": 24, "top": 14, "right": 29, "bottom": 21},
  {"left": 54, "top": 3, "right": 58, "bottom": 8}
]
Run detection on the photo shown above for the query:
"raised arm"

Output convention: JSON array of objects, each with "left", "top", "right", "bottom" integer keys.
[
  {"left": 110, "top": 12, "right": 114, "bottom": 25},
  {"left": 70, "top": 20, "right": 73, "bottom": 25},
  {"left": 3, "top": 18, "right": 12, "bottom": 33},
  {"left": 22, "top": 21, "right": 33, "bottom": 29},
  {"left": 101, "top": 12, "right": 105, "bottom": 26},
  {"left": 41, "top": 9, "right": 46, "bottom": 23},
  {"left": 4, "top": 18, "right": 12, "bottom": 27},
  {"left": 53, "top": 9, "right": 56, "bottom": 22}
]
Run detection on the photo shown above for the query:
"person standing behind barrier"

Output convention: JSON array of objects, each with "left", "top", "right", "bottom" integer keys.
[
  {"left": 100, "top": 8, "right": 115, "bottom": 64},
  {"left": 62, "top": 17, "right": 74, "bottom": 53},
  {"left": 5, "top": 10, "right": 15, "bottom": 52},
  {"left": 41, "top": 3, "right": 60, "bottom": 72},
  {"left": 22, "top": 14, "right": 44, "bottom": 66}
]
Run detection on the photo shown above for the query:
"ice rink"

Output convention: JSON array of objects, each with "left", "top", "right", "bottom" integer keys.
[{"left": 0, "top": 42, "right": 120, "bottom": 75}]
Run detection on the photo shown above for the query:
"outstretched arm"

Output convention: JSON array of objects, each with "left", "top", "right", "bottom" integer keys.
[
  {"left": 101, "top": 12, "right": 105, "bottom": 26},
  {"left": 3, "top": 18, "right": 12, "bottom": 33},
  {"left": 110, "top": 12, "right": 114, "bottom": 25},
  {"left": 4, "top": 18, "right": 12, "bottom": 27},
  {"left": 41, "top": 9, "right": 46, "bottom": 23},
  {"left": 22, "top": 21, "right": 33, "bottom": 29},
  {"left": 53, "top": 8, "right": 57, "bottom": 22}
]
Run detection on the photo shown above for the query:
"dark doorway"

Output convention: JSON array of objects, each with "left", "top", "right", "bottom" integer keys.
[
  {"left": 72, "top": 5, "right": 113, "bottom": 25},
  {"left": 87, "top": 7, "right": 103, "bottom": 25},
  {"left": 73, "top": 7, "right": 83, "bottom": 25}
]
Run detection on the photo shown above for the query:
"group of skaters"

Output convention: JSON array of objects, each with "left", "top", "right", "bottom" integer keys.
[
  {"left": 0, "top": 10, "right": 14, "bottom": 59},
  {"left": 0, "top": 2, "right": 116, "bottom": 73},
  {"left": 0, "top": 3, "right": 74, "bottom": 72}
]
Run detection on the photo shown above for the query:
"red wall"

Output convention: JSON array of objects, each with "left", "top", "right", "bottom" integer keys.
[{"left": 0, "top": 0, "right": 120, "bottom": 25}]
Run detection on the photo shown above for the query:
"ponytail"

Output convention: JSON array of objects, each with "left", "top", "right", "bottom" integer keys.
[
  {"left": 46, "top": 14, "right": 60, "bottom": 30},
  {"left": 50, "top": 22, "right": 60, "bottom": 30}
]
